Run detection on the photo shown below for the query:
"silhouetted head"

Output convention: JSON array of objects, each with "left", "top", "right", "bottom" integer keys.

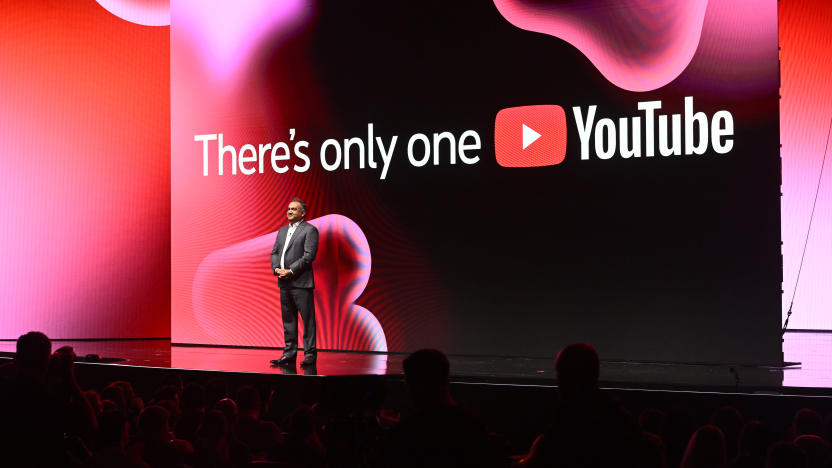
[
  {"left": 681, "top": 425, "right": 727, "bottom": 468},
  {"left": 403, "top": 349, "right": 452, "bottom": 408},
  {"left": 766, "top": 441, "right": 806, "bottom": 468},
  {"left": 102, "top": 382, "right": 127, "bottom": 415},
  {"left": 642, "top": 431, "right": 668, "bottom": 468},
  {"left": 710, "top": 406, "right": 743, "bottom": 459},
  {"left": 139, "top": 405, "right": 172, "bottom": 444},
  {"left": 738, "top": 420, "right": 772, "bottom": 459},
  {"left": 112, "top": 381, "right": 136, "bottom": 404},
  {"left": 286, "top": 404, "right": 318, "bottom": 440},
  {"left": 156, "top": 399, "right": 181, "bottom": 430},
  {"left": 214, "top": 397, "right": 238, "bottom": 427},
  {"left": 15, "top": 331, "right": 51, "bottom": 380},
  {"left": 792, "top": 408, "right": 823, "bottom": 438},
  {"left": 793, "top": 435, "right": 829, "bottom": 468},
  {"left": 555, "top": 343, "right": 599, "bottom": 398}
]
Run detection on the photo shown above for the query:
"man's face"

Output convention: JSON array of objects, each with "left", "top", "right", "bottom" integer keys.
[{"left": 287, "top": 201, "right": 305, "bottom": 223}]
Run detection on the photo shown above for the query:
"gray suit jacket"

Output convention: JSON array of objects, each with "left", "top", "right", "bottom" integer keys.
[{"left": 270, "top": 220, "right": 319, "bottom": 289}]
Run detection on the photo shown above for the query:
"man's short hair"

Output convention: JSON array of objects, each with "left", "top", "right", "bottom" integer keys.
[
  {"left": 15, "top": 331, "right": 51, "bottom": 370},
  {"left": 403, "top": 349, "right": 450, "bottom": 389},
  {"left": 291, "top": 197, "right": 308, "bottom": 213},
  {"left": 555, "top": 343, "right": 600, "bottom": 389}
]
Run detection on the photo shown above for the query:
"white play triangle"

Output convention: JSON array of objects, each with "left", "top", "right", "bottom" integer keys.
[{"left": 522, "top": 124, "right": 541, "bottom": 150}]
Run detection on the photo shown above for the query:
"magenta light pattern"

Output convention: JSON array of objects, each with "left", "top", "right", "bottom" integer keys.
[
  {"left": 493, "top": 0, "right": 708, "bottom": 92},
  {"left": 192, "top": 214, "right": 387, "bottom": 352}
]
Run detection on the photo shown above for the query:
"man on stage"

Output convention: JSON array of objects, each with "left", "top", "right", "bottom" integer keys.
[{"left": 270, "top": 198, "right": 319, "bottom": 367}]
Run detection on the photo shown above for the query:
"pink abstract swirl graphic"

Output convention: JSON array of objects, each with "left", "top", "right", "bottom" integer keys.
[
  {"left": 492, "top": 0, "right": 708, "bottom": 92},
  {"left": 192, "top": 214, "right": 387, "bottom": 351}
]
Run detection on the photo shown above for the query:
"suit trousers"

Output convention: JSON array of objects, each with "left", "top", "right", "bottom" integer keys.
[{"left": 280, "top": 287, "right": 316, "bottom": 358}]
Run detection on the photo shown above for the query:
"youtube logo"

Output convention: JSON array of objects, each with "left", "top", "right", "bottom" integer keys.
[{"left": 494, "top": 105, "right": 567, "bottom": 167}]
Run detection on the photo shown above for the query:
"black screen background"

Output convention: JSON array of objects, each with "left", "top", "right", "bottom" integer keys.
[{"left": 266, "top": 0, "right": 783, "bottom": 364}]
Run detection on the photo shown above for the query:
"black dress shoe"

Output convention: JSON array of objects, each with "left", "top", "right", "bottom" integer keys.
[
  {"left": 300, "top": 356, "right": 317, "bottom": 367},
  {"left": 270, "top": 355, "right": 296, "bottom": 366}
]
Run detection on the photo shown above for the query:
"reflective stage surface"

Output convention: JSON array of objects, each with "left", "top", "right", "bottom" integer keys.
[{"left": 1, "top": 331, "right": 829, "bottom": 392}]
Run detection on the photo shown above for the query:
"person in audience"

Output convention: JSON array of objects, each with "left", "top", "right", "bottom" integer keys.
[
  {"left": 0, "top": 331, "right": 59, "bottom": 465},
  {"left": 317, "top": 375, "right": 393, "bottom": 467},
  {"left": 665, "top": 405, "right": 697, "bottom": 468},
  {"left": 381, "top": 348, "right": 503, "bottom": 467},
  {"left": 766, "top": 441, "right": 807, "bottom": 468},
  {"left": 214, "top": 397, "right": 239, "bottom": 432},
  {"left": 84, "top": 409, "right": 150, "bottom": 468},
  {"left": 0, "top": 332, "right": 97, "bottom": 466},
  {"left": 733, "top": 420, "right": 773, "bottom": 468},
  {"left": 793, "top": 434, "right": 830, "bottom": 468},
  {"left": 680, "top": 424, "right": 728, "bottom": 468},
  {"left": 213, "top": 396, "right": 253, "bottom": 467},
  {"left": 270, "top": 404, "right": 327, "bottom": 467},
  {"left": 711, "top": 406, "right": 744, "bottom": 461},
  {"left": 128, "top": 404, "right": 193, "bottom": 468},
  {"left": 48, "top": 345, "right": 99, "bottom": 435},
  {"left": 157, "top": 397, "right": 183, "bottom": 438},
  {"left": 641, "top": 430, "right": 669, "bottom": 468},
  {"left": 113, "top": 379, "right": 144, "bottom": 427},
  {"left": 792, "top": 408, "right": 824, "bottom": 439},
  {"left": 235, "top": 385, "right": 280, "bottom": 457},
  {"left": 177, "top": 382, "right": 207, "bottom": 444},
  {"left": 157, "top": 376, "right": 184, "bottom": 425},
  {"left": 85, "top": 389, "right": 103, "bottom": 417},
  {"left": 10, "top": 329, "right": 832, "bottom": 468},
  {"left": 102, "top": 381, "right": 128, "bottom": 416},
  {"left": 514, "top": 343, "right": 646, "bottom": 468},
  {"left": 189, "top": 409, "right": 232, "bottom": 468}
]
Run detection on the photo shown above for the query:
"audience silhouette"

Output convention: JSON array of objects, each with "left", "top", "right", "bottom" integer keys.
[
  {"left": 380, "top": 348, "right": 501, "bottom": 468},
  {"left": 514, "top": 343, "right": 646, "bottom": 467},
  {"left": 680, "top": 424, "right": 727, "bottom": 468},
  {"left": 1, "top": 332, "right": 97, "bottom": 466},
  {"left": 734, "top": 420, "right": 774, "bottom": 468},
  {"left": 2, "top": 333, "right": 830, "bottom": 468}
]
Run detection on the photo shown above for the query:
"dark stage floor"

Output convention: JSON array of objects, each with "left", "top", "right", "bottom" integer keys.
[{"left": 1, "top": 331, "right": 829, "bottom": 393}]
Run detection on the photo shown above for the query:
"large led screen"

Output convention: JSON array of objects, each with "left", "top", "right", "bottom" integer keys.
[
  {"left": 0, "top": 0, "right": 170, "bottom": 339},
  {"left": 172, "top": 0, "right": 782, "bottom": 364}
]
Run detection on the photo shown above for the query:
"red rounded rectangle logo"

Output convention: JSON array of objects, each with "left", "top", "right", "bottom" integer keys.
[{"left": 495, "top": 105, "right": 567, "bottom": 167}]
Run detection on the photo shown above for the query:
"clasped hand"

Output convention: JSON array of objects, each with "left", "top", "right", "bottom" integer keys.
[{"left": 275, "top": 268, "right": 292, "bottom": 278}]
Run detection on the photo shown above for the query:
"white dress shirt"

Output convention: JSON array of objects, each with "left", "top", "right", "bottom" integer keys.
[{"left": 279, "top": 221, "right": 301, "bottom": 270}]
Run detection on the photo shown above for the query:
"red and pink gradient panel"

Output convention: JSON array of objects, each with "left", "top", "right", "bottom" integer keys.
[
  {"left": 780, "top": 0, "right": 832, "bottom": 331},
  {"left": 170, "top": 1, "right": 449, "bottom": 350},
  {"left": 0, "top": 0, "right": 170, "bottom": 338}
]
